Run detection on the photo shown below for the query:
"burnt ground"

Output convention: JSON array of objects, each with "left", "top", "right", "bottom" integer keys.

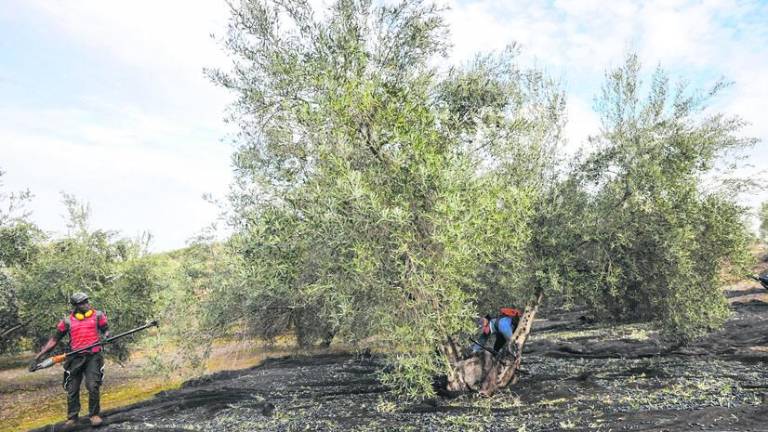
[{"left": 27, "top": 277, "right": 768, "bottom": 431}]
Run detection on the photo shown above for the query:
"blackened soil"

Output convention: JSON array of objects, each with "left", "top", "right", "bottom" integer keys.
[{"left": 30, "top": 291, "right": 768, "bottom": 431}]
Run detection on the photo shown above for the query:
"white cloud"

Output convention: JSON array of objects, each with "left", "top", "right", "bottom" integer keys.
[
  {"left": 1, "top": 114, "right": 232, "bottom": 251},
  {"left": 563, "top": 96, "right": 601, "bottom": 155},
  {"left": 1, "top": 0, "right": 237, "bottom": 251},
  {"left": 444, "top": 0, "right": 768, "bottom": 218},
  {"left": 444, "top": 2, "right": 515, "bottom": 62},
  {"left": 16, "top": 0, "right": 235, "bottom": 129},
  {"left": 25, "top": 0, "right": 230, "bottom": 71}
]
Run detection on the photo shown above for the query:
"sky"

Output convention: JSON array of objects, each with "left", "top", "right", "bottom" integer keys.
[{"left": 1, "top": 0, "right": 766, "bottom": 252}]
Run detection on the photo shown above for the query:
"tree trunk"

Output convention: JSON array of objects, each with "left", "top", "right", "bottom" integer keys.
[{"left": 444, "top": 291, "right": 543, "bottom": 396}]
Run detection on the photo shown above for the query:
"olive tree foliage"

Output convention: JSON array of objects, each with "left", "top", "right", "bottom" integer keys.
[
  {"left": 212, "top": 0, "right": 564, "bottom": 397},
  {"left": 0, "top": 169, "right": 39, "bottom": 353},
  {"left": 533, "top": 55, "right": 754, "bottom": 342},
  {"left": 141, "top": 237, "right": 247, "bottom": 378},
  {"left": 760, "top": 201, "right": 768, "bottom": 242},
  {"left": 16, "top": 194, "right": 160, "bottom": 360},
  {"left": 0, "top": 221, "right": 40, "bottom": 354},
  {"left": 0, "top": 169, "right": 38, "bottom": 270}
]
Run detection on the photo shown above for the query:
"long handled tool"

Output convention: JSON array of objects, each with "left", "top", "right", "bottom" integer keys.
[
  {"left": 30, "top": 320, "right": 158, "bottom": 372},
  {"left": 468, "top": 336, "right": 499, "bottom": 356}
]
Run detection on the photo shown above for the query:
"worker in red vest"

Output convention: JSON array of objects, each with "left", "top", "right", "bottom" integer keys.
[{"left": 32, "top": 292, "right": 110, "bottom": 427}]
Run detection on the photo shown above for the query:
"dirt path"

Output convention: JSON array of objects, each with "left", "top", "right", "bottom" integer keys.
[{"left": 15, "top": 274, "right": 767, "bottom": 432}]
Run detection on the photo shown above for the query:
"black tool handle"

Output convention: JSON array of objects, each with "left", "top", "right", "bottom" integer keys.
[{"left": 68, "top": 320, "right": 159, "bottom": 356}]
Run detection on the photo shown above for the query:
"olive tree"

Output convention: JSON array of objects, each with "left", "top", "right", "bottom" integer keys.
[
  {"left": 533, "top": 55, "right": 754, "bottom": 342},
  {"left": 16, "top": 195, "right": 160, "bottom": 360},
  {"left": 213, "top": 0, "right": 753, "bottom": 397},
  {"left": 212, "top": 0, "right": 564, "bottom": 397}
]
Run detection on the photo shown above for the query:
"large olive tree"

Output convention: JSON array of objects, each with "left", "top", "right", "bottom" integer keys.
[{"left": 213, "top": 0, "right": 563, "bottom": 397}]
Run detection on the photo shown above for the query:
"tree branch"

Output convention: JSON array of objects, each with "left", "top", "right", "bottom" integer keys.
[{"left": 0, "top": 318, "right": 32, "bottom": 341}]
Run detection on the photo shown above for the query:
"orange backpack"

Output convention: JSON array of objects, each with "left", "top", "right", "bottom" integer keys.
[{"left": 499, "top": 307, "right": 521, "bottom": 318}]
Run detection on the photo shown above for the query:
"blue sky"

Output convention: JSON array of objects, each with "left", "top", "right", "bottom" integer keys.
[{"left": 1, "top": 0, "right": 766, "bottom": 252}]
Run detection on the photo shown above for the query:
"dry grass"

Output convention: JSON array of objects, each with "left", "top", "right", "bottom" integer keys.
[{"left": 0, "top": 336, "right": 298, "bottom": 432}]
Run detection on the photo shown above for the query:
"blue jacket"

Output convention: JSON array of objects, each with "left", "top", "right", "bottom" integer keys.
[{"left": 471, "top": 316, "right": 515, "bottom": 353}]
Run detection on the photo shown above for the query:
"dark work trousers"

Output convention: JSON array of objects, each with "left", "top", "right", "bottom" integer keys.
[
  {"left": 62, "top": 352, "right": 104, "bottom": 419},
  {"left": 493, "top": 334, "right": 508, "bottom": 352}
]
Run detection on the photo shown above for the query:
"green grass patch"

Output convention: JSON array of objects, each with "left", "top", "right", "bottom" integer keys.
[{"left": 1, "top": 378, "right": 182, "bottom": 432}]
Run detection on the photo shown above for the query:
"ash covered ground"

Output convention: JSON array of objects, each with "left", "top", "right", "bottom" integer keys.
[{"left": 31, "top": 285, "right": 768, "bottom": 432}]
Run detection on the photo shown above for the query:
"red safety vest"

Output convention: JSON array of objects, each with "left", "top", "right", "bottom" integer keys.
[{"left": 57, "top": 311, "right": 107, "bottom": 353}]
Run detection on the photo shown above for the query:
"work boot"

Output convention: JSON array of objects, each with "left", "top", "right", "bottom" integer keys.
[{"left": 90, "top": 415, "right": 103, "bottom": 427}]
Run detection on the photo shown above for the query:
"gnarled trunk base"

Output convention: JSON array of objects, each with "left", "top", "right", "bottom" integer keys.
[{"left": 442, "top": 292, "right": 543, "bottom": 396}]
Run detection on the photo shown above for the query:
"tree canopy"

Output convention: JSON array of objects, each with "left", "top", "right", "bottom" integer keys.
[{"left": 0, "top": 169, "right": 39, "bottom": 353}]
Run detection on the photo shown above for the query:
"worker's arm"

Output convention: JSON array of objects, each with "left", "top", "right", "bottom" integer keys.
[
  {"left": 33, "top": 336, "right": 61, "bottom": 361},
  {"left": 98, "top": 312, "right": 110, "bottom": 339},
  {"left": 30, "top": 328, "right": 65, "bottom": 372},
  {"left": 32, "top": 320, "right": 67, "bottom": 362},
  {"left": 471, "top": 334, "right": 490, "bottom": 353}
]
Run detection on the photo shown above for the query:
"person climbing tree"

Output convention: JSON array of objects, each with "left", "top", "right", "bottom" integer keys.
[{"left": 471, "top": 307, "right": 522, "bottom": 355}]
